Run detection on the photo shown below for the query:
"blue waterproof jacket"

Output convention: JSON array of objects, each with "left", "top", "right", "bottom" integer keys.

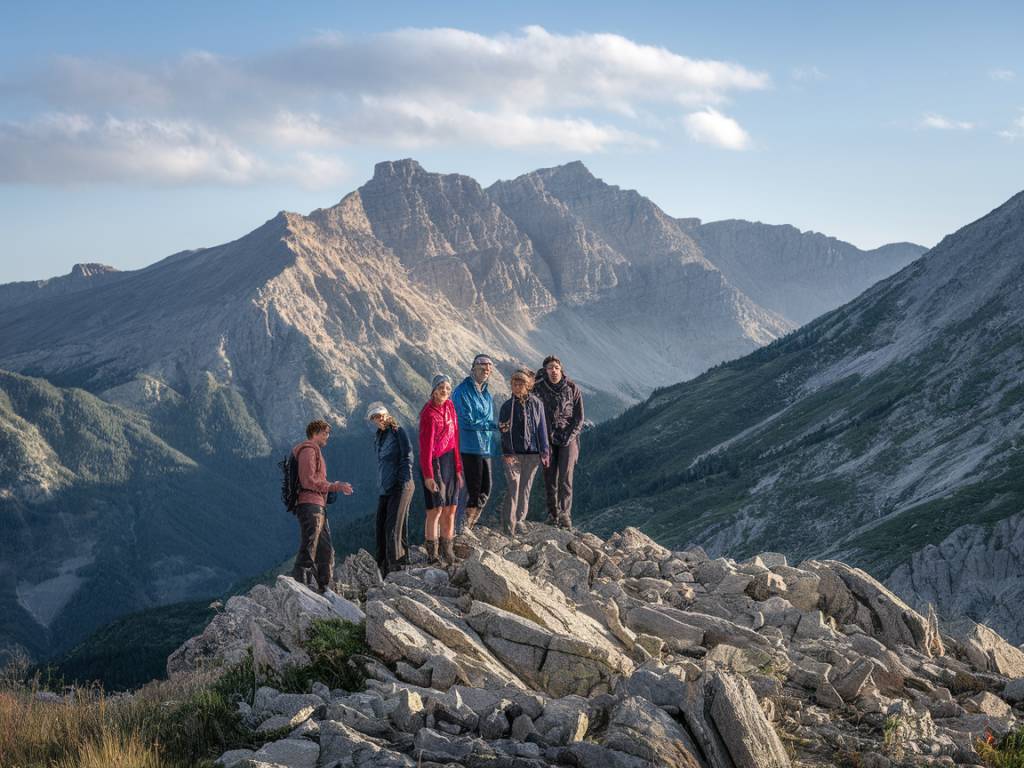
[
  {"left": 499, "top": 395, "right": 550, "bottom": 458},
  {"left": 451, "top": 377, "right": 499, "bottom": 456},
  {"left": 375, "top": 425, "right": 414, "bottom": 494}
]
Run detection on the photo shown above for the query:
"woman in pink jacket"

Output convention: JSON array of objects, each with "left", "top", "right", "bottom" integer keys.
[{"left": 418, "top": 374, "right": 463, "bottom": 566}]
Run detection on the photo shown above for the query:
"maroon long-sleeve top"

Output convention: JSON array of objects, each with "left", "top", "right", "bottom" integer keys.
[{"left": 292, "top": 439, "right": 341, "bottom": 507}]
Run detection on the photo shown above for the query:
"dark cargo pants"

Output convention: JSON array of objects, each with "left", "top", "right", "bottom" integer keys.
[
  {"left": 376, "top": 480, "right": 414, "bottom": 576},
  {"left": 292, "top": 503, "right": 334, "bottom": 590},
  {"left": 543, "top": 439, "right": 579, "bottom": 526}
]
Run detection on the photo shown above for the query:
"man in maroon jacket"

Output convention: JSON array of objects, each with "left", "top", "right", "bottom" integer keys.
[{"left": 291, "top": 419, "right": 353, "bottom": 592}]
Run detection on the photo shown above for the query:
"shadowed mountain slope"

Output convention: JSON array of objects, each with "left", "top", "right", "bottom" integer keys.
[{"left": 575, "top": 190, "right": 1024, "bottom": 640}]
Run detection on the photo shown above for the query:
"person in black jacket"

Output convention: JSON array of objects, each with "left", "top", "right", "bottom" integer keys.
[
  {"left": 533, "top": 356, "right": 584, "bottom": 529},
  {"left": 498, "top": 369, "right": 550, "bottom": 537},
  {"left": 367, "top": 402, "right": 415, "bottom": 575}
]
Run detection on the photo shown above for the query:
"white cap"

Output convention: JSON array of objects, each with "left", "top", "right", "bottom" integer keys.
[{"left": 365, "top": 401, "right": 389, "bottom": 421}]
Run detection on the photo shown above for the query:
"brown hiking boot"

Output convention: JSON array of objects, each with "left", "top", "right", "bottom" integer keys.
[
  {"left": 440, "top": 537, "right": 459, "bottom": 567},
  {"left": 425, "top": 539, "right": 440, "bottom": 565},
  {"left": 465, "top": 507, "right": 482, "bottom": 531}
]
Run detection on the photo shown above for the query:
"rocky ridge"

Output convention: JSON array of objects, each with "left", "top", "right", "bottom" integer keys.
[
  {"left": 887, "top": 512, "right": 1024, "bottom": 648},
  {"left": 690, "top": 220, "right": 925, "bottom": 324},
  {"left": 171, "top": 525, "right": 1024, "bottom": 767},
  {"left": 0, "top": 262, "right": 126, "bottom": 310}
]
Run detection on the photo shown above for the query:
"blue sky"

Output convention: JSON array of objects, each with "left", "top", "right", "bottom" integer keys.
[{"left": 1, "top": 1, "right": 1022, "bottom": 284}]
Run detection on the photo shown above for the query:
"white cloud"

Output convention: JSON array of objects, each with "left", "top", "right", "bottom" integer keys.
[
  {"left": 0, "top": 26, "right": 768, "bottom": 184},
  {"left": 0, "top": 112, "right": 348, "bottom": 186},
  {"left": 998, "top": 111, "right": 1024, "bottom": 140},
  {"left": 990, "top": 68, "right": 1016, "bottom": 81},
  {"left": 919, "top": 113, "right": 974, "bottom": 131},
  {"left": 683, "top": 108, "right": 751, "bottom": 150},
  {"left": 792, "top": 65, "right": 827, "bottom": 82}
]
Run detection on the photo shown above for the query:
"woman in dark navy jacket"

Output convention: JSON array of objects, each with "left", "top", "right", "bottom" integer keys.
[
  {"left": 367, "top": 401, "right": 414, "bottom": 575},
  {"left": 497, "top": 369, "right": 550, "bottom": 537}
]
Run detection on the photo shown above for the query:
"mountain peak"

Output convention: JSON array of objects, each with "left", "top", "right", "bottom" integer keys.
[
  {"left": 372, "top": 158, "right": 426, "bottom": 181},
  {"left": 531, "top": 160, "right": 597, "bottom": 185},
  {"left": 69, "top": 263, "right": 119, "bottom": 279}
]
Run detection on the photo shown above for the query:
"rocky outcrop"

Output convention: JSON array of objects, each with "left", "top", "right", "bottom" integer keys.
[
  {"left": 172, "top": 524, "right": 1024, "bottom": 768},
  {"left": 801, "top": 559, "right": 933, "bottom": 654},
  {"left": 887, "top": 512, "right": 1024, "bottom": 645},
  {"left": 167, "top": 575, "right": 364, "bottom": 678}
]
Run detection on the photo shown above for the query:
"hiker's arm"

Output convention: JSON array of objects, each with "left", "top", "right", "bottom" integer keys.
[
  {"left": 565, "top": 387, "right": 586, "bottom": 444},
  {"left": 418, "top": 415, "right": 436, "bottom": 480},
  {"left": 453, "top": 414, "right": 463, "bottom": 475},
  {"left": 538, "top": 404, "right": 551, "bottom": 464},
  {"left": 398, "top": 428, "right": 414, "bottom": 484}
]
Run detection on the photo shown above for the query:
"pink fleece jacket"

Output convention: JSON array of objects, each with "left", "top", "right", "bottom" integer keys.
[{"left": 418, "top": 398, "right": 462, "bottom": 479}]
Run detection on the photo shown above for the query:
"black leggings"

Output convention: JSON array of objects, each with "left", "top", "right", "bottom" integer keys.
[
  {"left": 376, "top": 480, "right": 413, "bottom": 575},
  {"left": 462, "top": 453, "right": 492, "bottom": 509}
]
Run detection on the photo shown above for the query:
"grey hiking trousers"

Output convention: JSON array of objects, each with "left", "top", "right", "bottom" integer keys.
[{"left": 502, "top": 453, "right": 542, "bottom": 535}]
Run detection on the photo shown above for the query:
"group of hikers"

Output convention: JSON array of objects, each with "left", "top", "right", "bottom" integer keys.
[{"left": 288, "top": 354, "right": 585, "bottom": 593}]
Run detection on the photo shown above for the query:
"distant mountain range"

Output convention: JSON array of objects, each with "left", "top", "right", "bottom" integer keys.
[
  {"left": 0, "top": 159, "right": 922, "bottom": 663},
  {"left": 575, "top": 189, "right": 1024, "bottom": 643}
]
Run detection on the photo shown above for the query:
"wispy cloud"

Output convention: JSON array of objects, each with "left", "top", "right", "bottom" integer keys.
[
  {"left": 989, "top": 68, "right": 1016, "bottom": 81},
  {"left": 998, "top": 111, "right": 1024, "bottom": 140},
  {"left": 0, "top": 26, "right": 770, "bottom": 185},
  {"left": 683, "top": 107, "right": 752, "bottom": 150},
  {"left": 792, "top": 65, "right": 827, "bottom": 82},
  {"left": 919, "top": 113, "right": 974, "bottom": 131}
]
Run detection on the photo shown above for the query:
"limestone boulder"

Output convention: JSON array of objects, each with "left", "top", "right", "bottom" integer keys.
[
  {"left": 466, "top": 602, "right": 633, "bottom": 697},
  {"left": 801, "top": 560, "right": 932, "bottom": 655},
  {"left": 706, "top": 669, "right": 791, "bottom": 768},
  {"left": 593, "top": 695, "right": 702, "bottom": 768},
  {"left": 466, "top": 549, "right": 621, "bottom": 652},
  {"left": 958, "top": 622, "right": 1024, "bottom": 678}
]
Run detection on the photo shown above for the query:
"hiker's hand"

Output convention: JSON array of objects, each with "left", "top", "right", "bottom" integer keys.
[
  {"left": 504, "top": 456, "right": 515, "bottom": 465},
  {"left": 541, "top": 455, "right": 550, "bottom": 468},
  {"left": 425, "top": 478, "right": 438, "bottom": 494},
  {"left": 339, "top": 482, "right": 354, "bottom": 495}
]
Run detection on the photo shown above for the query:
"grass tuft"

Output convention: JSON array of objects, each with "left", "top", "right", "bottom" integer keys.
[{"left": 977, "top": 728, "right": 1024, "bottom": 768}]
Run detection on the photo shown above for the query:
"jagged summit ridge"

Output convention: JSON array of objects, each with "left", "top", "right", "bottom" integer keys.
[
  {"left": 171, "top": 524, "right": 1024, "bottom": 767},
  {"left": 0, "top": 157, "right": 846, "bottom": 444}
]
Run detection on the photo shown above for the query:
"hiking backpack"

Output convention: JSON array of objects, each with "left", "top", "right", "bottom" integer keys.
[{"left": 279, "top": 452, "right": 302, "bottom": 513}]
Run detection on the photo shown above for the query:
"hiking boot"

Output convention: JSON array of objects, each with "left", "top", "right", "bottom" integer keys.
[
  {"left": 425, "top": 539, "right": 440, "bottom": 565},
  {"left": 465, "top": 508, "right": 482, "bottom": 532},
  {"left": 291, "top": 567, "right": 315, "bottom": 589},
  {"left": 556, "top": 516, "right": 573, "bottom": 531},
  {"left": 544, "top": 514, "right": 557, "bottom": 526},
  {"left": 440, "top": 537, "right": 459, "bottom": 567}
]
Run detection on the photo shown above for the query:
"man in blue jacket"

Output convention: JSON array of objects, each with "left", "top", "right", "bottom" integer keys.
[{"left": 452, "top": 354, "right": 500, "bottom": 532}]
